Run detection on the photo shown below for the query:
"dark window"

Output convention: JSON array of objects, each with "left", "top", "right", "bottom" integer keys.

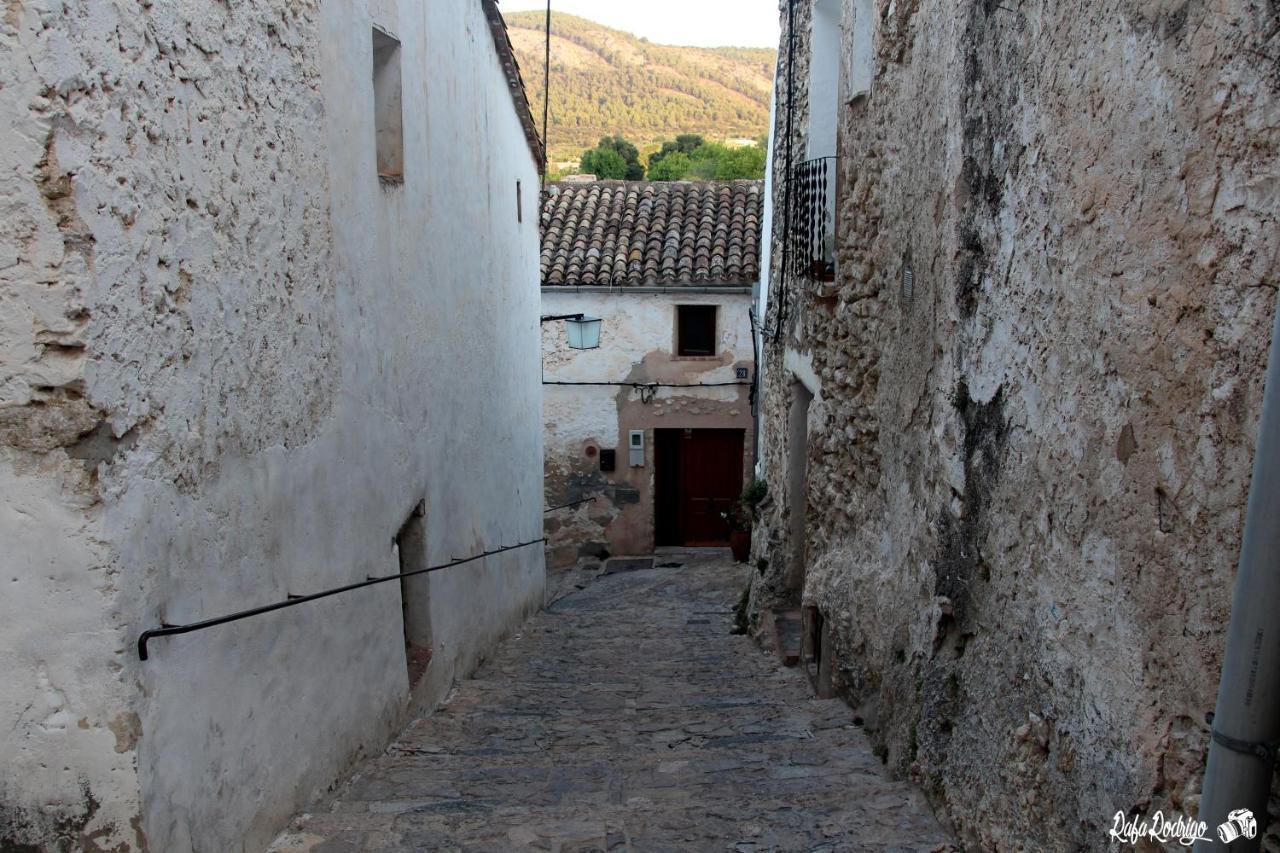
[
  {"left": 599, "top": 449, "right": 616, "bottom": 472},
  {"left": 676, "top": 305, "right": 717, "bottom": 356}
]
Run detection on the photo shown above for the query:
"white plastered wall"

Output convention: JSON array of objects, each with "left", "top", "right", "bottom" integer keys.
[{"left": 0, "top": 2, "right": 544, "bottom": 850}]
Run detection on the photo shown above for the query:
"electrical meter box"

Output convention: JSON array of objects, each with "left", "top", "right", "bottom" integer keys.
[{"left": 628, "top": 430, "right": 645, "bottom": 466}]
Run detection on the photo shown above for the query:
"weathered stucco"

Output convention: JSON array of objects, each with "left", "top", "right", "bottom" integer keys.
[
  {"left": 753, "top": 0, "right": 1280, "bottom": 849},
  {"left": 542, "top": 288, "right": 754, "bottom": 564},
  {"left": 1, "top": 1, "right": 544, "bottom": 850}
]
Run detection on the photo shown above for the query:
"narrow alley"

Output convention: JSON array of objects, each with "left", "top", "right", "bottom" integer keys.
[
  {"left": 272, "top": 554, "right": 952, "bottom": 851},
  {"left": 4, "top": 0, "right": 1279, "bottom": 848}
]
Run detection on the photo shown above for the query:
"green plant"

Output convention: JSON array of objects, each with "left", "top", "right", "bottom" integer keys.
[
  {"left": 580, "top": 145, "right": 627, "bottom": 179},
  {"left": 646, "top": 150, "right": 691, "bottom": 181},
  {"left": 740, "top": 479, "right": 767, "bottom": 508},
  {"left": 648, "top": 133, "right": 705, "bottom": 170},
  {"left": 720, "top": 503, "right": 750, "bottom": 533},
  {"left": 646, "top": 138, "right": 768, "bottom": 181},
  {"left": 721, "top": 481, "right": 767, "bottom": 533}
]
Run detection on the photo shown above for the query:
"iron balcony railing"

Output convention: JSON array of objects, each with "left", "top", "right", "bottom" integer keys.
[{"left": 789, "top": 156, "right": 837, "bottom": 283}]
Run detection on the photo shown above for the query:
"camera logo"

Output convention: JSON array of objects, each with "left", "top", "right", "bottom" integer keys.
[
  {"left": 1217, "top": 809, "right": 1257, "bottom": 844},
  {"left": 1109, "top": 807, "right": 1257, "bottom": 846}
]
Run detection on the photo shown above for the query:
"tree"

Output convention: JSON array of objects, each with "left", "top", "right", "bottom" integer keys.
[
  {"left": 684, "top": 143, "right": 726, "bottom": 180},
  {"left": 647, "top": 151, "right": 692, "bottom": 181},
  {"left": 579, "top": 135, "right": 644, "bottom": 179},
  {"left": 580, "top": 146, "right": 627, "bottom": 179},
  {"left": 648, "top": 134, "right": 705, "bottom": 171},
  {"left": 714, "top": 144, "right": 767, "bottom": 179},
  {"left": 642, "top": 138, "right": 767, "bottom": 181},
  {"left": 675, "top": 133, "right": 705, "bottom": 151}
]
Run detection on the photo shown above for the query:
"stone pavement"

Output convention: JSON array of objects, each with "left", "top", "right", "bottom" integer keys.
[{"left": 272, "top": 554, "right": 954, "bottom": 852}]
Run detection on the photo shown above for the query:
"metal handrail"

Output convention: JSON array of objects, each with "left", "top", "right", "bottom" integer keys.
[
  {"left": 137, "top": 536, "right": 547, "bottom": 661},
  {"left": 544, "top": 495, "right": 599, "bottom": 513},
  {"left": 136, "top": 494, "right": 615, "bottom": 660},
  {"left": 542, "top": 380, "right": 750, "bottom": 388}
]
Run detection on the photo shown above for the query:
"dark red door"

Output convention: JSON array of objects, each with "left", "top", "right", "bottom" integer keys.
[{"left": 655, "top": 429, "right": 745, "bottom": 546}]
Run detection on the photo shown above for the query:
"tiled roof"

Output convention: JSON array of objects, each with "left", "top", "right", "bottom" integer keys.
[
  {"left": 481, "top": 0, "right": 543, "bottom": 173},
  {"left": 540, "top": 180, "right": 764, "bottom": 286}
]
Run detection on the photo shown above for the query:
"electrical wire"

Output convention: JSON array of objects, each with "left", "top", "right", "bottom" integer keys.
[
  {"left": 540, "top": 0, "right": 551, "bottom": 188},
  {"left": 748, "top": 306, "right": 761, "bottom": 412},
  {"left": 749, "top": 305, "right": 762, "bottom": 467}
]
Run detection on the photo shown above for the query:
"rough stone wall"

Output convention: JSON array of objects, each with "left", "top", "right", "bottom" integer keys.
[
  {"left": 543, "top": 289, "right": 755, "bottom": 563},
  {"left": 751, "top": 0, "right": 815, "bottom": 606},
  {"left": 2, "top": 2, "right": 546, "bottom": 850},
  {"left": 753, "top": 0, "right": 1280, "bottom": 849}
]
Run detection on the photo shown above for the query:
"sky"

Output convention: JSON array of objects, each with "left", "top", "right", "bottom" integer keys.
[{"left": 499, "top": 0, "right": 780, "bottom": 49}]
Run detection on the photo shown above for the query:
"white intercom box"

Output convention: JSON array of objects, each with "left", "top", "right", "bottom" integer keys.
[{"left": 628, "top": 430, "right": 645, "bottom": 466}]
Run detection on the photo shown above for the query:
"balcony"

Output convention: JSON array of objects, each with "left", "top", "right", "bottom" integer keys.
[{"left": 789, "top": 156, "right": 837, "bottom": 282}]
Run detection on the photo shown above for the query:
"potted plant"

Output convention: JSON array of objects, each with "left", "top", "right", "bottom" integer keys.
[
  {"left": 722, "top": 480, "right": 768, "bottom": 563},
  {"left": 722, "top": 503, "right": 751, "bottom": 563}
]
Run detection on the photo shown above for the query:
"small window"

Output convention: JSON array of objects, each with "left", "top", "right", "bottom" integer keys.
[
  {"left": 372, "top": 27, "right": 404, "bottom": 183},
  {"left": 516, "top": 180, "right": 523, "bottom": 223},
  {"left": 676, "top": 305, "right": 717, "bottom": 356},
  {"left": 807, "top": 0, "right": 842, "bottom": 160},
  {"left": 848, "top": 0, "right": 874, "bottom": 102}
]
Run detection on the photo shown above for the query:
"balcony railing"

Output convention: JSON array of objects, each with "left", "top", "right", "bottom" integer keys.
[{"left": 789, "top": 156, "right": 837, "bottom": 282}]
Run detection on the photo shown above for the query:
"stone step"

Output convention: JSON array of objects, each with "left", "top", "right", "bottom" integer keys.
[{"left": 763, "top": 606, "right": 804, "bottom": 667}]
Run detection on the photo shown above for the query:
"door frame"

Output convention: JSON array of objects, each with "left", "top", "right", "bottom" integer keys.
[{"left": 653, "top": 427, "right": 747, "bottom": 548}]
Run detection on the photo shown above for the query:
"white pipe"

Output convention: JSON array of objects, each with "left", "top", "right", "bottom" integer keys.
[{"left": 1195, "top": 302, "right": 1280, "bottom": 852}]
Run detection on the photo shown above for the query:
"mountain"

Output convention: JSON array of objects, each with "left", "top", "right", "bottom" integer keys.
[{"left": 502, "top": 11, "right": 776, "bottom": 170}]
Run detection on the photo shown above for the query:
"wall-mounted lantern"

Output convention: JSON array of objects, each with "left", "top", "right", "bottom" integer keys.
[
  {"left": 566, "top": 315, "right": 602, "bottom": 350},
  {"left": 541, "top": 313, "right": 602, "bottom": 350}
]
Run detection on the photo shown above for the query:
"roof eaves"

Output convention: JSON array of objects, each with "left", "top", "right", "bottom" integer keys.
[{"left": 480, "top": 0, "right": 545, "bottom": 174}]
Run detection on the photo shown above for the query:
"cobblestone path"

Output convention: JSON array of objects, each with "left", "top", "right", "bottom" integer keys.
[{"left": 274, "top": 556, "right": 952, "bottom": 852}]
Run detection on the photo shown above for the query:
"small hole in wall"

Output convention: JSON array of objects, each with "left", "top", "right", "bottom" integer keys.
[
  {"left": 516, "top": 180, "right": 523, "bottom": 223},
  {"left": 585, "top": 445, "right": 597, "bottom": 457},
  {"left": 372, "top": 27, "right": 405, "bottom": 184}
]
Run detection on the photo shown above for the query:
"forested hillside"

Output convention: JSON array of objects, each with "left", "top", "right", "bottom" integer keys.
[{"left": 503, "top": 11, "right": 776, "bottom": 167}]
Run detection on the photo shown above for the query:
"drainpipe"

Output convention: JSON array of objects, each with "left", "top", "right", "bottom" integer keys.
[{"left": 1194, "top": 302, "right": 1280, "bottom": 852}]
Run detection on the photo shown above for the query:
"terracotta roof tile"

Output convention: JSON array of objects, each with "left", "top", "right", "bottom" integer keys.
[{"left": 540, "top": 180, "right": 763, "bottom": 286}]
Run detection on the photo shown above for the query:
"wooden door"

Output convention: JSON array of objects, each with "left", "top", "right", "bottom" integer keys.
[{"left": 655, "top": 429, "right": 745, "bottom": 546}]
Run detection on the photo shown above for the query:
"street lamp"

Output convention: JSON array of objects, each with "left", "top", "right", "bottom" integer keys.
[{"left": 541, "top": 313, "right": 602, "bottom": 350}]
